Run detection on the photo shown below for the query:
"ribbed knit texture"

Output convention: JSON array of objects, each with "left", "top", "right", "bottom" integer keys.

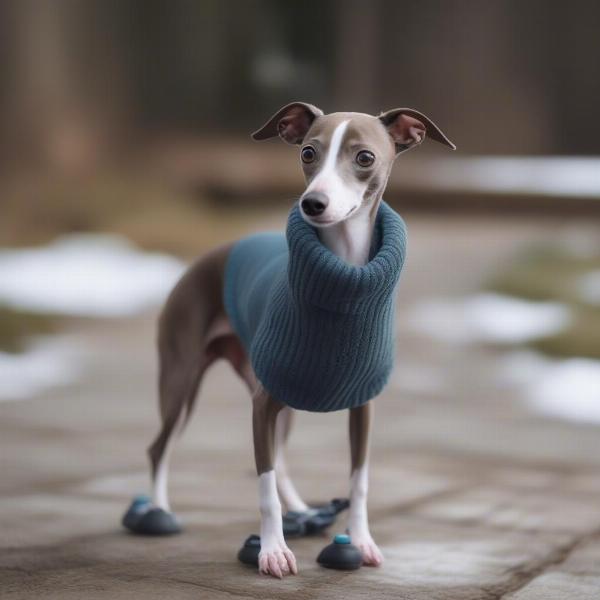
[{"left": 223, "top": 201, "right": 407, "bottom": 412}]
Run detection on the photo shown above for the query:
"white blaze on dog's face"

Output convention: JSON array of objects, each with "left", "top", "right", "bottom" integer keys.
[
  {"left": 297, "top": 113, "right": 397, "bottom": 227},
  {"left": 251, "top": 103, "right": 456, "bottom": 229}
]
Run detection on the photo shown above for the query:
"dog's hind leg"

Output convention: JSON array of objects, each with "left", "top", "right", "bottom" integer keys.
[
  {"left": 275, "top": 408, "right": 348, "bottom": 538},
  {"left": 122, "top": 245, "right": 231, "bottom": 536},
  {"left": 274, "top": 407, "right": 309, "bottom": 512},
  {"left": 130, "top": 317, "right": 215, "bottom": 534},
  {"left": 149, "top": 350, "right": 212, "bottom": 513},
  {"left": 206, "top": 333, "right": 308, "bottom": 514},
  {"left": 122, "top": 329, "right": 213, "bottom": 535}
]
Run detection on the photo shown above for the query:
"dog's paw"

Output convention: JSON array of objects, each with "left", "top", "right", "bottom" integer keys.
[
  {"left": 258, "top": 543, "right": 298, "bottom": 578},
  {"left": 352, "top": 534, "right": 384, "bottom": 566}
]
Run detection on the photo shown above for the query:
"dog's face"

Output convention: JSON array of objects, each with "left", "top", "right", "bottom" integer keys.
[
  {"left": 296, "top": 113, "right": 396, "bottom": 226},
  {"left": 252, "top": 103, "right": 455, "bottom": 227}
]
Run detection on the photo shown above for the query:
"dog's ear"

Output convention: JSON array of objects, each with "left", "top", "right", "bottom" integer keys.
[
  {"left": 252, "top": 102, "right": 323, "bottom": 145},
  {"left": 379, "top": 108, "right": 456, "bottom": 154}
]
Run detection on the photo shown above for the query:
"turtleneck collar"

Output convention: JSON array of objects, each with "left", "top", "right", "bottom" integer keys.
[{"left": 286, "top": 201, "right": 407, "bottom": 313}]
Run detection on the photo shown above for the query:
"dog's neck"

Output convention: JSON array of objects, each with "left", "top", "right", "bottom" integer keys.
[{"left": 317, "top": 202, "right": 380, "bottom": 266}]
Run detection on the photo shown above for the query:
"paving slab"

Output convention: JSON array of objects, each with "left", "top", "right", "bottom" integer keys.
[
  {"left": 505, "top": 537, "right": 600, "bottom": 599},
  {"left": 411, "top": 484, "right": 600, "bottom": 535}
]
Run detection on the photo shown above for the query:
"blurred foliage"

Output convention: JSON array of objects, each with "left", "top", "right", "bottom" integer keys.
[
  {"left": 490, "top": 248, "right": 600, "bottom": 359},
  {"left": 0, "top": 306, "right": 55, "bottom": 353},
  {"left": 0, "top": 174, "right": 274, "bottom": 257}
]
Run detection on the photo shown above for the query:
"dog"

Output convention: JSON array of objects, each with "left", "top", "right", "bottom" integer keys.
[{"left": 124, "top": 102, "right": 455, "bottom": 578}]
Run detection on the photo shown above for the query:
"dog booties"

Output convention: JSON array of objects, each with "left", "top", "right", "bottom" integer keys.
[{"left": 224, "top": 201, "right": 407, "bottom": 412}]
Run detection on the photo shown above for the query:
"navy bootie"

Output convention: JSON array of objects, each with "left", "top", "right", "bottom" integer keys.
[
  {"left": 283, "top": 497, "right": 350, "bottom": 538},
  {"left": 237, "top": 534, "right": 261, "bottom": 566},
  {"left": 122, "top": 495, "right": 182, "bottom": 535},
  {"left": 317, "top": 534, "right": 362, "bottom": 570}
]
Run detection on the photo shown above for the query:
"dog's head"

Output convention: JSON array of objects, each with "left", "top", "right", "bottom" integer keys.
[{"left": 252, "top": 102, "right": 455, "bottom": 227}]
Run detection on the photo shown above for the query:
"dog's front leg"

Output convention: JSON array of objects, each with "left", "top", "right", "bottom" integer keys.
[
  {"left": 348, "top": 401, "right": 384, "bottom": 566},
  {"left": 252, "top": 386, "right": 298, "bottom": 578}
]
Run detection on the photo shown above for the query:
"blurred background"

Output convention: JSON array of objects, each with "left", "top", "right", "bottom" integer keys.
[
  {"left": 1, "top": 0, "right": 599, "bottom": 385},
  {"left": 1, "top": 2, "right": 600, "bottom": 597}
]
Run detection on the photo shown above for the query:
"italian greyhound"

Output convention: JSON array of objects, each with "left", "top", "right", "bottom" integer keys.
[{"left": 141, "top": 102, "right": 455, "bottom": 578}]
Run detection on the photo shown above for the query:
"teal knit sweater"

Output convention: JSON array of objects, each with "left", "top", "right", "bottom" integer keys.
[{"left": 223, "top": 201, "right": 407, "bottom": 412}]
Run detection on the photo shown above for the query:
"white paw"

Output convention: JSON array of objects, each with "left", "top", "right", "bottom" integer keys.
[
  {"left": 258, "top": 543, "right": 298, "bottom": 578},
  {"left": 352, "top": 533, "right": 384, "bottom": 566}
]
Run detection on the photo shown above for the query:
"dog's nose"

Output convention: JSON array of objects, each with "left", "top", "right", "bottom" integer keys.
[{"left": 301, "top": 193, "right": 328, "bottom": 217}]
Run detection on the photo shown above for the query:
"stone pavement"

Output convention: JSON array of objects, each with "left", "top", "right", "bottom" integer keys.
[{"left": 1, "top": 214, "right": 600, "bottom": 599}]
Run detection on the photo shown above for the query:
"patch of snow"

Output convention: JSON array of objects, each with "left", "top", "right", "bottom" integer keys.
[
  {"left": 402, "top": 156, "right": 600, "bottom": 198},
  {"left": 496, "top": 350, "right": 549, "bottom": 388},
  {"left": 0, "top": 234, "right": 186, "bottom": 317},
  {"left": 0, "top": 337, "right": 82, "bottom": 401},
  {"left": 498, "top": 350, "right": 600, "bottom": 425},
  {"left": 409, "top": 293, "right": 571, "bottom": 345},
  {"left": 577, "top": 270, "right": 600, "bottom": 305}
]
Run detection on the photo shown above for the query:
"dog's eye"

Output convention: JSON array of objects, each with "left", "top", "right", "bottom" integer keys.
[
  {"left": 356, "top": 150, "right": 375, "bottom": 167},
  {"left": 301, "top": 146, "right": 316, "bottom": 164}
]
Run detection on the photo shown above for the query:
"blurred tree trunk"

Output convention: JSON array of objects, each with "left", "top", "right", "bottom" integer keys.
[
  {"left": 378, "top": 0, "right": 554, "bottom": 155},
  {"left": 543, "top": 1, "right": 600, "bottom": 154},
  {"left": 0, "top": 0, "right": 132, "bottom": 173},
  {"left": 333, "top": 0, "right": 382, "bottom": 113}
]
